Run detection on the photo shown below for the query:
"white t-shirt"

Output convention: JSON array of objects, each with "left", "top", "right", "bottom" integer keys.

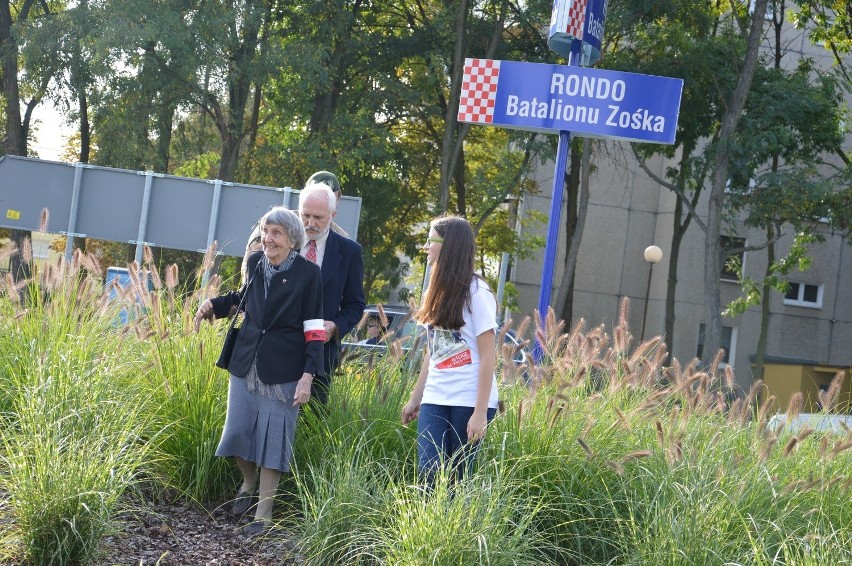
[{"left": 421, "top": 278, "right": 499, "bottom": 409}]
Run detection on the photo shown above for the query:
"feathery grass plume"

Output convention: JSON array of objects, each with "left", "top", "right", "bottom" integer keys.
[
  {"left": 666, "top": 442, "right": 682, "bottom": 466},
  {"left": 4, "top": 272, "right": 24, "bottom": 303},
  {"left": 577, "top": 436, "right": 594, "bottom": 458},
  {"left": 39, "top": 208, "right": 49, "bottom": 232},
  {"left": 818, "top": 372, "right": 845, "bottom": 413},
  {"left": 606, "top": 459, "right": 625, "bottom": 475},
  {"left": 613, "top": 296, "right": 631, "bottom": 353},
  {"left": 724, "top": 365, "right": 735, "bottom": 390},
  {"left": 831, "top": 439, "right": 852, "bottom": 456},
  {"left": 783, "top": 436, "right": 799, "bottom": 456},
  {"left": 165, "top": 263, "right": 179, "bottom": 291},
  {"left": 21, "top": 237, "right": 32, "bottom": 263},
  {"left": 148, "top": 262, "right": 162, "bottom": 290},
  {"left": 738, "top": 380, "right": 764, "bottom": 425},
  {"left": 143, "top": 245, "right": 154, "bottom": 265},
  {"left": 655, "top": 420, "right": 665, "bottom": 449},
  {"left": 780, "top": 479, "right": 806, "bottom": 496},
  {"left": 622, "top": 450, "right": 651, "bottom": 462},
  {"left": 819, "top": 434, "right": 831, "bottom": 457},
  {"left": 375, "top": 303, "right": 390, "bottom": 329},
  {"left": 759, "top": 434, "right": 778, "bottom": 462},
  {"left": 787, "top": 391, "right": 804, "bottom": 421},
  {"left": 195, "top": 241, "right": 219, "bottom": 288},
  {"left": 0, "top": 241, "right": 17, "bottom": 264},
  {"left": 82, "top": 251, "right": 103, "bottom": 277},
  {"left": 795, "top": 425, "right": 815, "bottom": 444},
  {"left": 756, "top": 394, "right": 777, "bottom": 427}
]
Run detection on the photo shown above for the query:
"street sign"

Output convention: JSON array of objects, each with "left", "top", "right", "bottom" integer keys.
[
  {"left": 548, "top": 0, "right": 608, "bottom": 66},
  {"left": 458, "top": 58, "right": 684, "bottom": 144}
]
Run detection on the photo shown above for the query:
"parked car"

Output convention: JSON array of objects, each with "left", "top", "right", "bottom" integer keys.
[{"left": 342, "top": 304, "right": 531, "bottom": 380}]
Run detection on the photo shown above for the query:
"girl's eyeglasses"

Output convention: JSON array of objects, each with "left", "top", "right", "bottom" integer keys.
[{"left": 425, "top": 236, "right": 444, "bottom": 245}]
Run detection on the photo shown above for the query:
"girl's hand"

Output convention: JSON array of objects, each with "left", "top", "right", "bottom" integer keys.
[
  {"left": 401, "top": 401, "right": 420, "bottom": 425},
  {"left": 467, "top": 411, "right": 488, "bottom": 443}
]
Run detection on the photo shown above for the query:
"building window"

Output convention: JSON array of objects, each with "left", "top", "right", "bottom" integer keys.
[
  {"left": 696, "top": 323, "right": 737, "bottom": 366},
  {"left": 720, "top": 236, "right": 746, "bottom": 282},
  {"left": 749, "top": 0, "right": 777, "bottom": 20},
  {"left": 783, "top": 282, "right": 823, "bottom": 308}
]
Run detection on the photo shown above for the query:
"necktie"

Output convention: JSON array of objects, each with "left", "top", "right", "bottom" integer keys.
[{"left": 306, "top": 240, "right": 317, "bottom": 263}]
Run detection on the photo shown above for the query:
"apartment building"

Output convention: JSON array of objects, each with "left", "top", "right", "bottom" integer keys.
[{"left": 511, "top": 12, "right": 851, "bottom": 410}]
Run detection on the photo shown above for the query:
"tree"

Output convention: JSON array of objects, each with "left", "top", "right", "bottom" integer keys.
[
  {"left": 722, "top": 0, "right": 847, "bottom": 380},
  {"left": 1, "top": 0, "right": 60, "bottom": 279},
  {"left": 604, "top": 0, "right": 739, "bottom": 359},
  {"left": 700, "top": 0, "right": 769, "bottom": 367}
]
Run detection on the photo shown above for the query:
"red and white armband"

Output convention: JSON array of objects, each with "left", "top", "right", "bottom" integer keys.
[{"left": 304, "top": 319, "right": 326, "bottom": 342}]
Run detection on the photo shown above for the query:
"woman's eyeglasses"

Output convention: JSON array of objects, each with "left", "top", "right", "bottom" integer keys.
[{"left": 425, "top": 236, "right": 444, "bottom": 245}]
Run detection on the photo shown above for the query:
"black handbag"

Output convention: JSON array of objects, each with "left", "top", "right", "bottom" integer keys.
[{"left": 215, "top": 272, "right": 255, "bottom": 370}]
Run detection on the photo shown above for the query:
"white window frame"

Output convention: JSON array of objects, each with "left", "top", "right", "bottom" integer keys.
[
  {"left": 720, "top": 235, "right": 747, "bottom": 283},
  {"left": 783, "top": 282, "right": 824, "bottom": 309}
]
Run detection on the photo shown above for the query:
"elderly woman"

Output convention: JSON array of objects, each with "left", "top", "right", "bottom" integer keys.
[{"left": 194, "top": 206, "right": 324, "bottom": 534}]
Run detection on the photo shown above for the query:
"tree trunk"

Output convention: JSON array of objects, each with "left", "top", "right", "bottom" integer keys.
[
  {"left": 701, "top": 0, "right": 767, "bottom": 368},
  {"left": 0, "top": 0, "right": 25, "bottom": 156},
  {"left": 664, "top": 197, "right": 685, "bottom": 362},
  {"left": 555, "top": 139, "right": 584, "bottom": 323},
  {"left": 438, "top": 0, "right": 469, "bottom": 213},
  {"left": 753, "top": 226, "right": 774, "bottom": 381},
  {"left": 2, "top": 0, "right": 31, "bottom": 280}
]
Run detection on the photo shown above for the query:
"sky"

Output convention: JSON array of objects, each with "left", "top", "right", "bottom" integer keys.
[{"left": 30, "top": 104, "right": 74, "bottom": 162}]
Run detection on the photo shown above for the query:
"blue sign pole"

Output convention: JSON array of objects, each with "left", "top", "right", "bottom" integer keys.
[{"left": 533, "top": 40, "right": 582, "bottom": 363}]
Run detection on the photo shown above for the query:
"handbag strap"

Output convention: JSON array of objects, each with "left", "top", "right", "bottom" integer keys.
[{"left": 225, "top": 264, "right": 258, "bottom": 332}]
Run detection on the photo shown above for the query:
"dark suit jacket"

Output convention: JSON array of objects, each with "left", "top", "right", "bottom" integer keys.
[
  {"left": 211, "top": 251, "right": 324, "bottom": 384},
  {"left": 319, "top": 230, "right": 366, "bottom": 372}
]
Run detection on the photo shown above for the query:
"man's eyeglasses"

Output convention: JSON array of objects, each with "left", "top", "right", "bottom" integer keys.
[{"left": 425, "top": 236, "right": 444, "bottom": 245}]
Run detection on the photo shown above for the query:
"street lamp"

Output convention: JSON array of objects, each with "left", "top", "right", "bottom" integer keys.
[{"left": 640, "top": 245, "right": 663, "bottom": 341}]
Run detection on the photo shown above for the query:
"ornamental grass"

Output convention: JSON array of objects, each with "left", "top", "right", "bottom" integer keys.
[{"left": 0, "top": 243, "right": 849, "bottom": 565}]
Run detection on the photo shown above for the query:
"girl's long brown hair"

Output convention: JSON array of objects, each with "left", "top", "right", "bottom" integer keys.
[{"left": 414, "top": 215, "right": 479, "bottom": 329}]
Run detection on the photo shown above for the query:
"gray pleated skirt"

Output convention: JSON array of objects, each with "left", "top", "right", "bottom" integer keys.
[{"left": 215, "top": 365, "right": 300, "bottom": 473}]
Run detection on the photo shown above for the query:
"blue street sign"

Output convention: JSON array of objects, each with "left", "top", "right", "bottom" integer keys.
[
  {"left": 458, "top": 58, "right": 684, "bottom": 144},
  {"left": 548, "top": 0, "right": 608, "bottom": 66}
]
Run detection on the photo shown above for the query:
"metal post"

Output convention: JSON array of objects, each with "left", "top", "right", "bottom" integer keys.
[
  {"left": 640, "top": 245, "right": 663, "bottom": 341},
  {"left": 201, "top": 179, "right": 225, "bottom": 289},
  {"left": 640, "top": 264, "right": 654, "bottom": 341},
  {"left": 534, "top": 41, "right": 582, "bottom": 363},
  {"left": 133, "top": 171, "right": 156, "bottom": 264},
  {"left": 63, "top": 163, "right": 86, "bottom": 262}
]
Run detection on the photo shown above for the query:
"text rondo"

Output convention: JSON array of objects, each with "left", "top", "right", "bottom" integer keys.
[{"left": 458, "top": 58, "right": 683, "bottom": 144}]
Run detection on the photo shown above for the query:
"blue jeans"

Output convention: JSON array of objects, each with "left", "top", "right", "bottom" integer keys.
[{"left": 417, "top": 403, "right": 497, "bottom": 484}]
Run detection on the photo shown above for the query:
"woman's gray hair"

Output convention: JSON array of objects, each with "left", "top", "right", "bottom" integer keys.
[{"left": 260, "top": 206, "right": 305, "bottom": 250}]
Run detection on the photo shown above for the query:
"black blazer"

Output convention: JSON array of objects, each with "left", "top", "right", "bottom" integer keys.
[
  {"left": 211, "top": 251, "right": 324, "bottom": 384},
  {"left": 320, "top": 230, "right": 366, "bottom": 362}
]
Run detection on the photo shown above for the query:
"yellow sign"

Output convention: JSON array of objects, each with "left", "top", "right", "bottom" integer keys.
[{"left": 6, "top": 209, "right": 20, "bottom": 220}]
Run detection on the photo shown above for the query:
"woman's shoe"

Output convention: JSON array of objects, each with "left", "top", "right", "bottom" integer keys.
[
  {"left": 231, "top": 490, "right": 257, "bottom": 517},
  {"left": 240, "top": 519, "right": 270, "bottom": 536}
]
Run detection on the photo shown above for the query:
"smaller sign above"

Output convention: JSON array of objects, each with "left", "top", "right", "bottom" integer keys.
[
  {"left": 458, "top": 58, "right": 683, "bottom": 145},
  {"left": 548, "top": 0, "right": 608, "bottom": 66}
]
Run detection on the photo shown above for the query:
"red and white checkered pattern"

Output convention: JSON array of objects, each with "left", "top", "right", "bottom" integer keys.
[
  {"left": 557, "top": 0, "right": 587, "bottom": 40},
  {"left": 458, "top": 58, "right": 501, "bottom": 124}
]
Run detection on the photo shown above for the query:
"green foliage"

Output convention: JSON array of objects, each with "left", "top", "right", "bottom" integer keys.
[
  {"left": 0, "top": 260, "right": 157, "bottom": 565},
  {"left": 2, "top": 256, "right": 852, "bottom": 564},
  {"left": 724, "top": 232, "right": 817, "bottom": 316}
]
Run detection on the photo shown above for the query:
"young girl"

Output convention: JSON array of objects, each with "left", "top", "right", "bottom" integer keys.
[{"left": 401, "top": 215, "right": 499, "bottom": 482}]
